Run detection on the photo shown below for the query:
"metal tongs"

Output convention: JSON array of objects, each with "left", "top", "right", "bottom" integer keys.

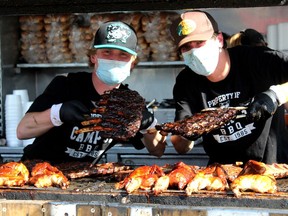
[
  {"left": 201, "top": 106, "right": 248, "bottom": 119},
  {"left": 90, "top": 142, "right": 115, "bottom": 167}
]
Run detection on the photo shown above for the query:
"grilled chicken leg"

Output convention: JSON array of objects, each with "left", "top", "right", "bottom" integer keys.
[{"left": 230, "top": 174, "right": 277, "bottom": 198}]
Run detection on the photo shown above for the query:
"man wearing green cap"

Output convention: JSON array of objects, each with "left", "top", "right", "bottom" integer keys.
[{"left": 17, "top": 21, "right": 166, "bottom": 163}]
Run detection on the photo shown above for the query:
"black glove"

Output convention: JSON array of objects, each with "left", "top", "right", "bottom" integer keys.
[
  {"left": 139, "top": 109, "right": 155, "bottom": 131},
  {"left": 59, "top": 100, "right": 90, "bottom": 124},
  {"left": 246, "top": 89, "right": 279, "bottom": 122}
]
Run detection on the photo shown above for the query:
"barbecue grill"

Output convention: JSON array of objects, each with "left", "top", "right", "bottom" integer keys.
[
  {"left": 1, "top": 163, "right": 288, "bottom": 216},
  {"left": 1, "top": 177, "right": 288, "bottom": 215}
]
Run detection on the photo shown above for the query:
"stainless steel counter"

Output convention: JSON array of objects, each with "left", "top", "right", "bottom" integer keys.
[
  {"left": 0, "top": 144, "right": 209, "bottom": 166},
  {"left": 106, "top": 145, "right": 208, "bottom": 167},
  {"left": 0, "top": 146, "right": 23, "bottom": 162}
]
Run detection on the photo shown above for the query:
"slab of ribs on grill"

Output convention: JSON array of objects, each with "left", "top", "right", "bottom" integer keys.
[
  {"left": 75, "top": 88, "right": 145, "bottom": 141},
  {"left": 155, "top": 107, "right": 240, "bottom": 138},
  {"left": 55, "top": 162, "right": 131, "bottom": 180}
]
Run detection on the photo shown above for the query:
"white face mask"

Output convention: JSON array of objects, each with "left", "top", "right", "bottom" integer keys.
[
  {"left": 96, "top": 59, "right": 131, "bottom": 86},
  {"left": 182, "top": 40, "right": 220, "bottom": 76}
]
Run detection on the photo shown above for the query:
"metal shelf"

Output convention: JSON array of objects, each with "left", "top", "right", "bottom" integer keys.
[
  {"left": 16, "top": 61, "right": 185, "bottom": 68},
  {"left": 0, "top": 146, "right": 24, "bottom": 154}
]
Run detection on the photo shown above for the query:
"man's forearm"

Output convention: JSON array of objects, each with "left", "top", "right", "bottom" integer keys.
[{"left": 17, "top": 110, "right": 54, "bottom": 139}]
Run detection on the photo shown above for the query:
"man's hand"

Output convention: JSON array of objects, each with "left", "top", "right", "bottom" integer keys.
[
  {"left": 50, "top": 100, "right": 89, "bottom": 126},
  {"left": 60, "top": 100, "right": 90, "bottom": 124},
  {"left": 246, "top": 89, "right": 279, "bottom": 122}
]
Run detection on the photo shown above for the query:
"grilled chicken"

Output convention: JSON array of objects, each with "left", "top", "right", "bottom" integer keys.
[
  {"left": 124, "top": 174, "right": 159, "bottom": 193},
  {"left": 221, "top": 164, "right": 243, "bottom": 182},
  {"left": 239, "top": 160, "right": 288, "bottom": 179},
  {"left": 185, "top": 164, "right": 229, "bottom": 195},
  {"left": 115, "top": 164, "right": 165, "bottom": 193},
  {"left": 152, "top": 162, "right": 196, "bottom": 195},
  {"left": 139, "top": 174, "right": 159, "bottom": 190},
  {"left": 29, "top": 162, "right": 70, "bottom": 189},
  {"left": 230, "top": 174, "right": 277, "bottom": 198},
  {"left": 115, "top": 160, "right": 286, "bottom": 197},
  {"left": 152, "top": 175, "right": 170, "bottom": 195},
  {"left": 0, "top": 162, "right": 29, "bottom": 187},
  {"left": 167, "top": 162, "right": 196, "bottom": 189},
  {"left": 186, "top": 172, "right": 228, "bottom": 195}
]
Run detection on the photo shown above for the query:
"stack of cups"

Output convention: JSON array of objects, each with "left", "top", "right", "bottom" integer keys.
[{"left": 5, "top": 94, "right": 23, "bottom": 147}]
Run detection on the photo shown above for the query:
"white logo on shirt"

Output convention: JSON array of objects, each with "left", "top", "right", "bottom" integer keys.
[
  {"left": 207, "top": 92, "right": 241, "bottom": 107},
  {"left": 213, "top": 123, "right": 255, "bottom": 143},
  {"left": 66, "top": 125, "right": 113, "bottom": 159},
  {"left": 65, "top": 147, "right": 105, "bottom": 159}
]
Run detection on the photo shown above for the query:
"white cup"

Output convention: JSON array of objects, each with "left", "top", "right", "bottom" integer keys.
[
  {"left": 13, "top": 89, "right": 29, "bottom": 107},
  {"left": 5, "top": 112, "right": 23, "bottom": 118},
  {"left": 6, "top": 139, "right": 22, "bottom": 147},
  {"left": 6, "top": 131, "right": 23, "bottom": 147},
  {"left": 5, "top": 94, "right": 22, "bottom": 106},
  {"left": 5, "top": 111, "right": 23, "bottom": 126},
  {"left": 6, "top": 120, "right": 21, "bottom": 126},
  {"left": 5, "top": 123, "right": 21, "bottom": 131},
  {"left": 5, "top": 95, "right": 23, "bottom": 117},
  {"left": 5, "top": 94, "right": 23, "bottom": 147},
  {"left": 5, "top": 107, "right": 23, "bottom": 113}
]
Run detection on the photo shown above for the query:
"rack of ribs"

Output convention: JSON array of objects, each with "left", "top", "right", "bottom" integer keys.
[
  {"left": 155, "top": 107, "right": 242, "bottom": 138},
  {"left": 75, "top": 88, "right": 146, "bottom": 141}
]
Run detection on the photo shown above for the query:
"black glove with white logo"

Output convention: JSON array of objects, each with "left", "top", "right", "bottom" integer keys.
[
  {"left": 246, "top": 89, "right": 279, "bottom": 122},
  {"left": 50, "top": 100, "right": 89, "bottom": 126}
]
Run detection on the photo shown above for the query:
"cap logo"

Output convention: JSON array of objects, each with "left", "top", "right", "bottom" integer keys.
[
  {"left": 177, "top": 19, "right": 196, "bottom": 36},
  {"left": 106, "top": 24, "right": 131, "bottom": 44}
]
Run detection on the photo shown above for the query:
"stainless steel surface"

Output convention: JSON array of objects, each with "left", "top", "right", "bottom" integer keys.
[
  {"left": 0, "top": 145, "right": 209, "bottom": 166},
  {"left": 0, "top": 199, "right": 288, "bottom": 215},
  {"left": 0, "top": 147, "right": 24, "bottom": 162}
]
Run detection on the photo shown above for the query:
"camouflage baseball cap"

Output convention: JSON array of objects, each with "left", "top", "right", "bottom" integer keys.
[{"left": 171, "top": 10, "right": 219, "bottom": 48}]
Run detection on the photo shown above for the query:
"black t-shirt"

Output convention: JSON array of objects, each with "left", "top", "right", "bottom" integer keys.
[
  {"left": 173, "top": 46, "right": 288, "bottom": 165},
  {"left": 22, "top": 72, "right": 145, "bottom": 163}
]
